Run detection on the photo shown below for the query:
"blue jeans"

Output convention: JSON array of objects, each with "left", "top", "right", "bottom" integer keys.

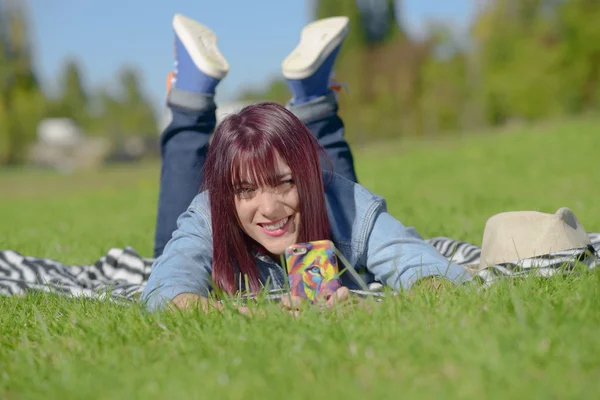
[{"left": 153, "top": 89, "right": 358, "bottom": 257}]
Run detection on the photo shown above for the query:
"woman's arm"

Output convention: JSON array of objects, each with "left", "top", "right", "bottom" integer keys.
[
  {"left": 363, "top": 209, "right": 470, "bottom": 291},
  {"left": 142, "top": 197, "right": 216, "bottom": 312},
  {"left": 143, "top": 200, "right": 267, "bottom": 316}
]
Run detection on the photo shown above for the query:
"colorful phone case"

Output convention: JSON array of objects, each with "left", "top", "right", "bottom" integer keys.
[{"left": 284, "top": 240, "right": 341, "bottom": 302}]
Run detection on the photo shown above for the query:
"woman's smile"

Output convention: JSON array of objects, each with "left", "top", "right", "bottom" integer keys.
[{"left": 259, "top": 216, "right": 292, "bottom": 237}]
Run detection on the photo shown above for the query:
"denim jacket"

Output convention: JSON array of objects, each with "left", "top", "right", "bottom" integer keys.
[{"left": 141, "top": 172, "right": 469, "bottom": 311}]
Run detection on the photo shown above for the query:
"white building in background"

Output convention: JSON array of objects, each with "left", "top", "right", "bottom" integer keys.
[
  {"left": 31, "top": 118, "right": 110, "bottom": 172},
  {"left": 37, "top": 118, "right": 83, "bottom": 146}
]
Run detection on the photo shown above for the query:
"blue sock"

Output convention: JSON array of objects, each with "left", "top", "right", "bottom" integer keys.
[
  {"left": 285, "top": 45, "right": 341, "bottom": 105},
  {"left": 173, "top": 34, "right": 221, "bottom": 95}
]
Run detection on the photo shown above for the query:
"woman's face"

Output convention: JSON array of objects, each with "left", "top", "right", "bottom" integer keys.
[{"left": 234, "top": 153, "right": 301, "bottom": 258}]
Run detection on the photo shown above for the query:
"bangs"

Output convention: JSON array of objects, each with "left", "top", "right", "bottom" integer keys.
[{"left": 229, "top": 144, "right": 287, "bottom": 190}]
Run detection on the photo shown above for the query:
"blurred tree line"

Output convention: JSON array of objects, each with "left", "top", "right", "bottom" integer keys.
[
  {"left": 2, "top": 0, "right": 598, "bottom": 164},
  {"left": 240, "top": 0, "right": 600, "bottom": 142},
  {"left": 0, "top": 0, "right": 158, "bottom": 165}
]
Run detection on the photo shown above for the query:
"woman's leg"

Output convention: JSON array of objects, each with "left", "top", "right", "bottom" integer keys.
[
  {"left": 282, "top": 17, "right": 358, "bottom": 183},
  {"left": 287, "top": 93, "right": 357, "bottom": 184},
  {"left": 154, "top": 14, "right": 229, "bottom": 258}
]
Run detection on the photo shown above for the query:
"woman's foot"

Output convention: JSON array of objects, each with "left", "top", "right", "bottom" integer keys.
[
  {"left": 282, "top": 16, "right": 349, "bottom": 105},
  {"left": 168, "top": 14, "right": 229, "bottom": 95}
]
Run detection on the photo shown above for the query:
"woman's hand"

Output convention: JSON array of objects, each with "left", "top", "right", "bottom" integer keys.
[
  {"left": 171, "top": 293, "right": 222, "bottom": 312},
  {"left": 278, "top": 293, "right": 305, "bottom": 317},
  {"left": 171, "top": 293, "right": 261, "bottom": 316},
  {"left": 325, "top": 286, "right": 351, "bottom": 307},
  {"left": 171, "top": 287, "right": 368, "bottom": 317},
  {"left": 412, "top": 277, "right": 451, "bottom": 293},
  {"left": 325, "top": 286, "right": 376, "bottom": 313},
  {"left": 278, "top": 286, "right": 357, "bottom": 315}
]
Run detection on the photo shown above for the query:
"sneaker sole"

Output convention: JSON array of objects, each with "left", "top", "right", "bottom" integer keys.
[
  {"left": 173, "top": 14, "right": 229, "bottom": 80},
  {"left": 281, "top": 16, "right": 349, "bottom": 80}
]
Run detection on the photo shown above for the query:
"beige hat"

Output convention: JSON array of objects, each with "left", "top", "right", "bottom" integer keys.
[{"left": 479, "top": 207, "right": 591, "bottom": 270}]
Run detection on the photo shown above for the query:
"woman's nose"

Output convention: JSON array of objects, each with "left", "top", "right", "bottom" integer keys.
[{"left": 257, "top": 189, "right": 283, "bottom": 218}]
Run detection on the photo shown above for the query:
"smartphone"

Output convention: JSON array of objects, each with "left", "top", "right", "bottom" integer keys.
[{"left": 284, "top": 240, "right": 341, "bottom": 303}]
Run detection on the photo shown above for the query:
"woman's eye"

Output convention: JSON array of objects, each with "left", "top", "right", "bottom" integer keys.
[
  {"left": 236, "top": 187, "right": 256, "bottom": 198},
  {"left": 278, "top": 179, "right": 295, "bottom": 189},
  {"left": 268, "top": 178, "right": 294, "bottom": 194}
]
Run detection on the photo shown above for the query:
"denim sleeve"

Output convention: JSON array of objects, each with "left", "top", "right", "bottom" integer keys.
[
  {"left": 141, "top": 205, "right": 214, "bottom": 312},
  {"left": 364, "top": 208, "right": 470, "bottom": 290}
]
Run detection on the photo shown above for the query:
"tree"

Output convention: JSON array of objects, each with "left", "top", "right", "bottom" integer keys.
[
  {"left": 357, "top": 0, "right": 402, "bottom": 43},
  {"left": 88, "top": 88, "right": 123, "bottom": 139},
  {"left": 0, "top": 9, "right": 10, "bottom": 161},
  {"left": 118, "top": 67, "right": 158, "bottom": 137},
  {"left": 419, "top": 22, "right": 470, "bottom": 135},
  {"left": 53, "top": 60, "right": 89, "bottom": 125},
  {"left": 87, "top": 67, "right": 158, "bottom": 140},
  {"left": 469, "top": 0, "right": 600, "bottom": 123},
  {"left": 557, "top": 0, "right": 600, "bottom": 112},
  {"left": 0, "top": 0, "right": 164, "bottom": 165},
  {"left": 0, "top": 0, "right": 45, "bottom": 164}
]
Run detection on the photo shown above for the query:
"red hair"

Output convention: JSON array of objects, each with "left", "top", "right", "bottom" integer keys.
[{"left": 202, "top": 102, "right": 331, "bottom": 295}]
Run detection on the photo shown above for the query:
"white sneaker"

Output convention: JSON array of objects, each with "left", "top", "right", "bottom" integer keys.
[
  {"left": 172, "top": 13, "right": 229, "bottom": 80},
  {"left": 281, "top": 16, "right": 349, "bottom": 80}
]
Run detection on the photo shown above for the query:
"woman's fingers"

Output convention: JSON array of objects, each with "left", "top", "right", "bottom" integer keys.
[
  {"left": 325, "top": 286, "right": 351, "bottom": 308},
  {"left": 280, "top": 294, "right": 305, "bottom": 310}
]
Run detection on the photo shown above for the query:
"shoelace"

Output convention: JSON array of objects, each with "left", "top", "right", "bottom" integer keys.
[{"left": 328, "top": 72, "right": 348, "bottom": 97}]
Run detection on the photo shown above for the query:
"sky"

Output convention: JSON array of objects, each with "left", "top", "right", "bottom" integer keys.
[{"left": 26, "top": 0, "right": 475, "bottom": 110}]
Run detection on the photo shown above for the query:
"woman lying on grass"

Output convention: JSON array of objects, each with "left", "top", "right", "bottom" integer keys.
[{"left": 142, "top": 15, "right": 469, "bottom": 313}]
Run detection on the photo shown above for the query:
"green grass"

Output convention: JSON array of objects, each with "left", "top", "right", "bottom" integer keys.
[{"left": 1, "top": 119, "right": 600, "bottom": 399}]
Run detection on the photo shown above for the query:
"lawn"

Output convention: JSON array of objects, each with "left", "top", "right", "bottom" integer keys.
[{"left": 1, "top": 118, "right": 600, "bottom": 399}]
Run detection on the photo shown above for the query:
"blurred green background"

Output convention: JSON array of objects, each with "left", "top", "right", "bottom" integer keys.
[{"left": 2, "top": 0, "right": 599, "bottom": 168}]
